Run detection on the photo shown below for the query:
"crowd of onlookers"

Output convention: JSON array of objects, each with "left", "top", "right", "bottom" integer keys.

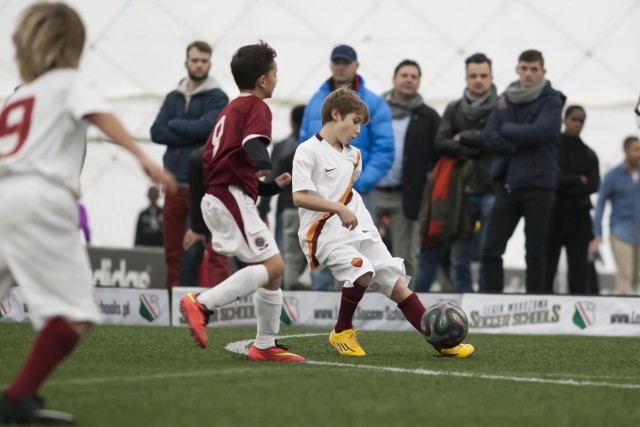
[{"left": 137, "top": 40, "right": 640, "bottom": 296}]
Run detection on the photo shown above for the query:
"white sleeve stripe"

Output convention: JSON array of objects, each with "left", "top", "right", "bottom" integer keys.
[{"left": 242, "top": 134, "right": 271, "bottom": 146}]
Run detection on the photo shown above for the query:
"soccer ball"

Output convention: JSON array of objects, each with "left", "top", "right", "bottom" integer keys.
[{"left": 420, "top": 301, "right": 469, "bottom": 350}]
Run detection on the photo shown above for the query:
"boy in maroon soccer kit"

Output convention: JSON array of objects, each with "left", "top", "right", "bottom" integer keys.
[{"left": 180, "top": 41, "right": 305, "bottom": 362}]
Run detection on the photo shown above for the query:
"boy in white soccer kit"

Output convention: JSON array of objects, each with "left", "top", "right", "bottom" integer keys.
[
  {"left": 0, "top": 3, "right": 176, "bottom": 424},
  {"left": 293, "top": 88, "right": 474, "bottom": 358}
]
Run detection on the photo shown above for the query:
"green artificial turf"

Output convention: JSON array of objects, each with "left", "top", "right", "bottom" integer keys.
[{"left": 1, "top": 324, "right": 638, "bottom": 427}]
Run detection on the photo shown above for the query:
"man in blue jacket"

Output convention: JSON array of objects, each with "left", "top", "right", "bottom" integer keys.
[
  {"left": 482, "top": 49, "right": 565, "bottom": 293},
  {"left": 151, "top": 41, "right": 229, "bottom": 288},
  {"left": 299, "top": 44, "right": 394, "bottom": 216}
]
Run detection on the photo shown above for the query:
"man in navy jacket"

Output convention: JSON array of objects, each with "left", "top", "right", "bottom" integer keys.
[
  {"left": 482, "top": 49, "right": 565, "bottom": 293},
  {"left": 151, "top": 41, "right": 229, "bottom": 288}
]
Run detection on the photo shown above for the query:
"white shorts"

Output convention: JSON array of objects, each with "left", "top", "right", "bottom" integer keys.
[
  {"left": 202, "top": 186, "right": 279, "bottom": 263},
  {"left": 0, "top": 175, "right": 100, "bottom": 330},
  {"left": 324, "top": 239, "right": 409, "bottom": 298}
]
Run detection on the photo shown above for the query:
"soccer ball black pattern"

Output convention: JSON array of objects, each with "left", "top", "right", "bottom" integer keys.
[{"left": 420, "top": 301, "right": 469, "bottom": 350}]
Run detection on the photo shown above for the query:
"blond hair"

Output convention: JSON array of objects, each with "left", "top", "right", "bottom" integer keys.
[
  {"left": 321, "top": 87, "right": 370, "bottom": 126},
  {"left": 13, "top": 2, "right": 85, "bottom": 83}
]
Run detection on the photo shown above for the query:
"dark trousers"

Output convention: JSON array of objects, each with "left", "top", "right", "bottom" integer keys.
[
  {"left": 482, "top": 187, "right": 554, "bottom": 293},
  {"left": 544, "top": 206, "right": 592, "bottom": 294}
]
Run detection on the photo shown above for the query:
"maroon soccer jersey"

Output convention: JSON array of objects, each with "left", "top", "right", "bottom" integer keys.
[{"left": 203, "top": 94, "right": 272, "bottom": 201}]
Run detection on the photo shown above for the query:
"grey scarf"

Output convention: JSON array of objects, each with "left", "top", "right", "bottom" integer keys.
[
  {"left": 461, "top": 84, "right": 498, "bottom": 121},
  {"left": 504, "top": 78, "right": 547, "bottom": 104},
  {"left": 382, "top": 90, "right": 424, "bottom": 119}
]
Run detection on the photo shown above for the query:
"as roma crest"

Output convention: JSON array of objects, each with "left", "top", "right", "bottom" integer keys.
[{"left": 351, "top": 257, "right": 363, "bottom": 267}]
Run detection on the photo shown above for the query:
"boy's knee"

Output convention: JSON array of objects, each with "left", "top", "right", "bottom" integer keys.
[
  {"left": 354, "top": 272, "right": 373, "bottom": 287},
  {"left": 263, "top": 255, "right": 285, "bottom": 281}
]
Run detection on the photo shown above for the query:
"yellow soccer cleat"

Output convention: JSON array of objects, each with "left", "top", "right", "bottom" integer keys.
[
  {"left": 329, "top": 329, "right": 366, "bottom": 356},
  {"left": 438, "top": 343, "right": 475, "bottom": 359}
]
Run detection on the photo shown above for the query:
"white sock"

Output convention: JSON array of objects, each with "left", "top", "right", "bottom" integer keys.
[
  {"left": 253, "top": 287, "right": 282, "bottom": 350},
  {"left": 196, "top": 265, "right": 269, "bottom": 308}
]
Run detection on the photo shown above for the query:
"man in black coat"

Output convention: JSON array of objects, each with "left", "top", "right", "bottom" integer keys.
[{"left": 483, "top": 49, "right": 566, "bottom": 293}]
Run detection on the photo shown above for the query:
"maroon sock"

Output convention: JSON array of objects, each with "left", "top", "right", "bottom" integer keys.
[
  {"left": 6, "top": 317, "right": 81, "bottom": 399},
  {"left": 398, "top": 293, "right": 426, "bottom": 332},
  {"left": 334, "top": 283, "right": 368, "bottom": 333}
]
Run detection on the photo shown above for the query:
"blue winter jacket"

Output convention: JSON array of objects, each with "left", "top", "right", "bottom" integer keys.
[
  {"left": 150, "top": 77, "right": 228, "bottom": 182},
  {"left": 299, "top": 75, "right": 394, "bottom": 194},
  {"left": 484, "top": 81, "right": 565, "bottom": 190}
]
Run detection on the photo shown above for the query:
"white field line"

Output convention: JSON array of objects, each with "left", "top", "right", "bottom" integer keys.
[{"left": 226, "top": 333, "right": 640, "bottom": 391}]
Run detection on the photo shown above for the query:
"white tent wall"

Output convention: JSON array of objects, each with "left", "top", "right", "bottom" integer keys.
[{"left": 1, "top": 0, "right": 639, "bottom": 274}]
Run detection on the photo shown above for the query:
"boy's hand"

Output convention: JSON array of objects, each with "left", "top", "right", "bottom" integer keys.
[
  {"left": 141, "top": 156, "right": 177, "bottom": 193},
  {"left": 275, "top": 173, "right": 291, "bottom": 188},
  {"left": 256, "top": 169, "right": 271, "bottom": 178},
  {"left": 337, "top": 205, "right": 358, "bottom": 230}
]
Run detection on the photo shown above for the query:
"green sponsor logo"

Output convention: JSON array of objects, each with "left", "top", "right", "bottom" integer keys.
[
  {"left": 280, "top": 297, "right": 299, "bottom": 325},
  {"left": 573, "top": 302, "right": 595, "bottom": 329},
  {"left": 139, "top": 294, "right": 161, "bottom": 322}
]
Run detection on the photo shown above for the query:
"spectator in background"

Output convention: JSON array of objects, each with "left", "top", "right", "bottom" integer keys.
[
  {"left": 482, "top": 49, "right": 565, "bottom": 293},
  {"left": 150, "top": 41, "right": 229, "bottom": 287},
  {"left": 134, "top": 186, "right": 163, "bottom": 247},
  {"left": 377, "top": 59, "right": 440, "bottom": 281},
  {"left": 258, "top": 105, "right": 308, "bottom": 289},
  {"left": 544, "top": 106, "right": 600, "bottom": 294},
  {"left": 433, "top": 53, "right": 498, "bottom": 293},
  {"left": 592, "top": 136, "right": 640, "bottom": 295},
  {"left": 299, "top": 44, "right": 393, "bottom": 290}
]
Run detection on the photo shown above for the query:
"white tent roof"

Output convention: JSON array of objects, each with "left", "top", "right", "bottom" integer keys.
[{"left": 1, "top": 0, "right": 639, "bottom": 272}]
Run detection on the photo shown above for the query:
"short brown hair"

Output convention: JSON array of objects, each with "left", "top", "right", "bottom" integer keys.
[
  {"left": 231, "top": 40, "right": 276, "bottom": 91},
  {"left": 186, "top": 41, "right": 212, "bottom": 58},
  {"left": 321, "top": 87, "right": 370, "bottom": 126},
  {"left": 13, "top": 2, "right": 85, "bottom": 83},
  {"left": 518, "top": 49, "right": 544, "bottom": 68}
]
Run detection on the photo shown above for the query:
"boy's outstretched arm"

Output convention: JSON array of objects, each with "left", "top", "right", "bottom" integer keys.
[
  {"left": 293, "top": 190, "right": 358, "bottom": 230},
  {"left": 86, "top": 112, "right": 177, "bottom": 193}
]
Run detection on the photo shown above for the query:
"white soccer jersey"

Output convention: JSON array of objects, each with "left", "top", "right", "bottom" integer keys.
[
  {"left": 293, "top": 134, "right": 381, "bottom": 269},
  {"left": 0, "top": 69, "right": 110, "bottom": 196}
]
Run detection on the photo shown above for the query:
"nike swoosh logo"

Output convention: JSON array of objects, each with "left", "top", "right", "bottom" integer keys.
[{"left": 325, "top": 168, "right": 336, "bottom": 172}]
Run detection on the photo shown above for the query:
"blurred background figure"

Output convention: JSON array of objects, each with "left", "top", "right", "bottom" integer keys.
[
  {"left": 544, "top": 106, "right": 600, "bottom": 294},
  {"left": 134, "top": 186, "right": 163, "bottom": 247},
  {"left": 592, "top": 135, "right": 640, "bottom": 295}
]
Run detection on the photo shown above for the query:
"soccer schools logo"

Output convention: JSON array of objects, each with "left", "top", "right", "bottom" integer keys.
[{"left": 572, "top": 302, "right": 595, "bottom": 330}]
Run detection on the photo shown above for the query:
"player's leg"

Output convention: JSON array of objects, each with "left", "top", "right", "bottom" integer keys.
[
  {"left": 180, "top": 188, "right": 303, "bottom": 360},
  {"left": 363, "top": 240, "right": 475, "bottom": 358},
  {"left": 246, "top": 254, "right": 304, "bottom": 362},
  {"left": 0, "top": 177, "right": 100, "bottom": 424},
  {"left": 323, "top": 245, "right": 375, "bottom": 356}
]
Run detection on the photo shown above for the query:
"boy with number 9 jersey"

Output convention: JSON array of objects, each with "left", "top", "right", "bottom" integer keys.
[{"left": 0, "top": 3, "right": 176, "bottom": 424}]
